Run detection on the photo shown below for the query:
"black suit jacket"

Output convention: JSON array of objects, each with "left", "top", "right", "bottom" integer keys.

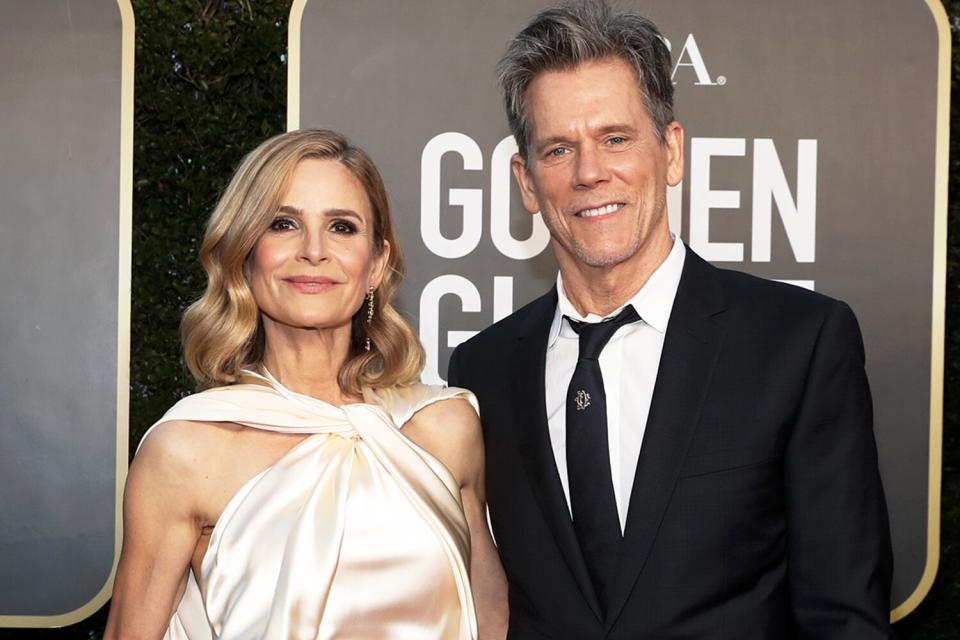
[{"left": 448, "top": 248, "right": 893, "bottom": 639}]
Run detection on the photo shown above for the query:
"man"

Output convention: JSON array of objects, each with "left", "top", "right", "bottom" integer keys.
[{"left": 447, "top": 2, "right": 894, "bottom": 638}]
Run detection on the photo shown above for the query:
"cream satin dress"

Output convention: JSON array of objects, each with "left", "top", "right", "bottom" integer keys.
[{"left": 139, "top": 370, "right": 479, "bottom": 640}]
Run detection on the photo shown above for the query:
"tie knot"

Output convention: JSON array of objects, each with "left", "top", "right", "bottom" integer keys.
[{"left": 566, "top": 304, "right": 640, "bottom": 360}]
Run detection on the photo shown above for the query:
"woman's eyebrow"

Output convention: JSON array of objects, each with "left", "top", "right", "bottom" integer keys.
[
  {"left": 276, "top": 205, "right": 363, "bottom": 222},
  {"left": 322, "top": 208, "right": 362, "bottom": 221}
]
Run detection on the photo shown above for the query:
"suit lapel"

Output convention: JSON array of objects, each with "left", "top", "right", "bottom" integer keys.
[
  {"left": 605, "top": 249, "right": 727, "bottom": 630},
  {"left": 511, "top": 289, "right": 605, "bottom": 621}
]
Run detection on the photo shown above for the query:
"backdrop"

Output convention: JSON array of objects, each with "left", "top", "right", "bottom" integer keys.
[
  {"left": 0, "top": 0, "right": 132, "bottom": 627},
  {"left": 290, "top": 0, "right": 949, "bottom": 619}
]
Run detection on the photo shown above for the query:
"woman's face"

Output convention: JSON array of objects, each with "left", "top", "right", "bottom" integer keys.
[{"left": 250, "top": 157, "right": 388, "bottom": 334}]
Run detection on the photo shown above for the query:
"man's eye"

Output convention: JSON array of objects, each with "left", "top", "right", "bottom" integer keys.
[
  {"left": 269, "top": 217, "right": 297, "bottom": 231},
  {"left": 607, "top": 136, "right": 626, "bottom": 145},
  {"left": 330, "top": 220, "right": 358, "bottom": 234},
  {"left": 548, "top": 147, "right": 568, "bottom": 158}
]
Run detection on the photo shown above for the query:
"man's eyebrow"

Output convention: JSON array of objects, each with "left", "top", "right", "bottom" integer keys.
[
  {"left": 535, "top": 135, "right": 573, "bottom": 152},
  {"left": 596, "top": 123, "right": 639, "bottom": 136}
]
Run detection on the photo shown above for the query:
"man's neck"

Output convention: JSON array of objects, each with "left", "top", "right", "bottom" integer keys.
[{"left": 559, "top": 234, "right": 674, "bottom": 317}]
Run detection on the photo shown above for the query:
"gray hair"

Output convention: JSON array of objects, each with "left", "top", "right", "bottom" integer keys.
[{"left": 497, "top": 0, "right": 675, "bottom": 159}]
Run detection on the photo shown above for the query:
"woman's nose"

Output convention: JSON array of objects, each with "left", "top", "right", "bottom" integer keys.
[{"left": 299, "top": 229, "right": 328, "bottom": 264}]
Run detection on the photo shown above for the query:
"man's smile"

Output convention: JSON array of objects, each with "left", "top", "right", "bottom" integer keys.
[{"left": 574, "top": 202, "right": 625, "bottom": 218}]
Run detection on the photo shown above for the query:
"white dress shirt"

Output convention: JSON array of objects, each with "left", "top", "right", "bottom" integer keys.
[{"left": 545, "top": 236, "right": 686, "bottom": 532}]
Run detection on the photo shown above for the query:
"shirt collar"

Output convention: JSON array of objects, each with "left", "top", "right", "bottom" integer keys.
[{"left": 547, "top": 235, "right": 686, "bottom": 348}]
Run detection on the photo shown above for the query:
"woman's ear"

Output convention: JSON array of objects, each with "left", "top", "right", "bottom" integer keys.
[{"left": 369, "top": 239, "right": 391, "bottom": 290}]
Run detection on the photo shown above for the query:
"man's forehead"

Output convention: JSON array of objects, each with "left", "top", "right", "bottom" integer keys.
[{"left": 524, "top": 58, "right": 649, "bottom": 139}]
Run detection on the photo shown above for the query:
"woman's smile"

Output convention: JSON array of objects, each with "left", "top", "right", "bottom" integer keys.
[{"left": 282, "top": 275, "right": 340, "bottom": 294}]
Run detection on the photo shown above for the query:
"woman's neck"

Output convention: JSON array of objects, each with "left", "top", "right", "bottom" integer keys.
[{"left": 259, "top": 319, "right": 359, "bottom": 405}]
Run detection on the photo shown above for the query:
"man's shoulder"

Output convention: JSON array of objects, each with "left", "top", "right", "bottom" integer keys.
[
  {"left": 454, "top": 288, "right": 555, "bottom": 355},
  {"left": 705, "top": 261, "right": 851, "bottom": 329},
  {"left": 716, "top": 265, "right": 828, "bottom": 305},
  {"left": 677, "top": 247, "right": 849, "bottom": 328}
]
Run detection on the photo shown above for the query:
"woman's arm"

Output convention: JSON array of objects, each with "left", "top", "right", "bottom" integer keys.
[
  {"left": 458, "top": 414, "right": 509, "bottom": 640},
  {"left": 406, "top": 399, "right": 509, "bottom": 640},
  {"left": 104, "top": 421, "right": 205, "bottom": 640}
]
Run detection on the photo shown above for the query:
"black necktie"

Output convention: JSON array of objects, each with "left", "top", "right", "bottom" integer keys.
[{"left": 565, "top": 304, "right": 641, "bottom": 613}]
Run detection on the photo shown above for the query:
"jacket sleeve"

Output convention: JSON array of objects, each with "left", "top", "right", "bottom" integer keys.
[
  {"left": 785, "top": 300, "right": 894, "bottom": 639},
  {"left": 447, "top": 344, "right": 465, "bottom": 389}
]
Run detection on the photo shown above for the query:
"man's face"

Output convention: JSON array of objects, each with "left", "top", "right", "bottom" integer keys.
[{"left": 512, "top": 57, "right": 683, "bottom": 271}]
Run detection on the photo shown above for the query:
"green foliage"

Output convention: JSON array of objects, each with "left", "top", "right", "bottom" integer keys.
[{"left": 128, "top": 0, "right": 290, "bottom": 454}]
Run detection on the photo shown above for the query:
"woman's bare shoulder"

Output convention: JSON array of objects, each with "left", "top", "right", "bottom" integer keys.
[
  {"left": 408, "top": 395, "right": 479, "bottom": 429},
  {"left": 133, "top": 419, "right": 241, "bottom": 485},
  {"left": 403, "top": 396, "right": 483, "bottom": 487}
]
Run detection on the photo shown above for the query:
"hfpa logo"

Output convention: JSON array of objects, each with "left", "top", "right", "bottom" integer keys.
[{"left": 664, "top": 34, "right": 726, "bottom": 86}]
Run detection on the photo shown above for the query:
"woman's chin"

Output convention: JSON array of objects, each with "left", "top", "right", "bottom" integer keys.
[{"left": 266, "top": 314, "right": 354, "bottom": 334}]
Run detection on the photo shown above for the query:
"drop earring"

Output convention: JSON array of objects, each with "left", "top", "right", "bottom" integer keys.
[{"left": 365, "top": 287, "right": 375, "bottom": 352}]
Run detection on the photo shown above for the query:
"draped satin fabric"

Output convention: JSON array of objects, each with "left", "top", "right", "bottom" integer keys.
[{"left": 139, "top": 371, "right": 479, "bottom": 640}]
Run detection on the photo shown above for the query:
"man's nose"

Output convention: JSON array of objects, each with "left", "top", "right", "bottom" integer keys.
[{"left": 573, "top": 145, "right": 610, "bottom": 188}]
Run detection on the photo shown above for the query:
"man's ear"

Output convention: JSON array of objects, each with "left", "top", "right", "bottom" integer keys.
[
  {"left": 511, "top": 153, "right": 542, "bottom": 215},
  {"left": 663, "top": 121, "right": 685, "bottom": 187}
]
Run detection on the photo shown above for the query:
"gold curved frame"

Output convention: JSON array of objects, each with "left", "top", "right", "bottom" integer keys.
[
  {"left": 0, "top": 0, "right": 133, "bottom": 628},
  {"left": 891, "top": 0, "right": 950, "bottom": 622},
  {"left": 288, "top": 0, "right": 307, "bottom": 130}
]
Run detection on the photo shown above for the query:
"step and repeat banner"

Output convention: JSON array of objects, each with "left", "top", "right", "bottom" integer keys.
[
  {"left": 0, "top": 0, "right": 947, "bottom": 627},
  {"left": 289, "top": 0, "right": 948, "bottom": 620},
  {"left": 0, "top": 0, "right": 133, "bottom": 628}
]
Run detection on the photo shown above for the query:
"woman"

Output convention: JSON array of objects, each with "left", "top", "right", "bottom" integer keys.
[{"left": 105, "top": 129, "right": 508, "bottom": 639}]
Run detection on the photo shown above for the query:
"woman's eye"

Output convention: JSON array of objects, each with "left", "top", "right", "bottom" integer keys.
[
  {"left": 330, "top": 220, "right": 358, "bottom": 234},
  {"left": 269, "top": 217, "right": 297, "bottom": 231}
]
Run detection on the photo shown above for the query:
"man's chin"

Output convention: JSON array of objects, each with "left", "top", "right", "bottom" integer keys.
[{"left": 571, "top": 244, "right": 642, "bottom": 269}]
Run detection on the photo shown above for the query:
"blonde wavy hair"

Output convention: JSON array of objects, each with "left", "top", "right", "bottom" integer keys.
[{"left": 181, "top": 129, "right": 424, "bottom": 394}]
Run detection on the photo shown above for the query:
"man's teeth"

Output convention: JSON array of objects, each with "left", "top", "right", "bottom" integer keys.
[{"left": 578, "top": 203, "right": 622, "bottom": 218}]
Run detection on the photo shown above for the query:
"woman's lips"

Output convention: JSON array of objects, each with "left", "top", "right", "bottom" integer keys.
[{"left": 283, "top": 276, "right": 338, "bottom": 293}]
